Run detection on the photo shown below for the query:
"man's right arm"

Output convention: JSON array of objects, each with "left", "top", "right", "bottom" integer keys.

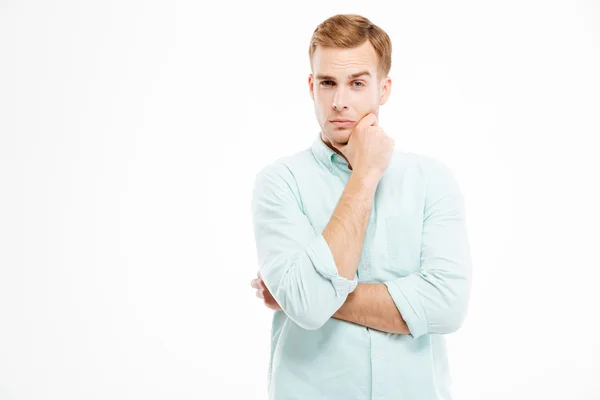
[
  {"left": 251, "top": 163, "right": 377, "bottom": 330},
  {"left": 322, "top": 171, "right": 378, "bottom": 280}
]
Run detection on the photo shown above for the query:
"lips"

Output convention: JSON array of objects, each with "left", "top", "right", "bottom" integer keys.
[{"left": 330, "top": 120, "right": 355, "bottom": 128}]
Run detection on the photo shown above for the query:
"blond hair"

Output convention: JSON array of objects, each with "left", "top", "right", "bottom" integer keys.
[{"left": 308, "top": 14, "right": 392, "bottom": 80}]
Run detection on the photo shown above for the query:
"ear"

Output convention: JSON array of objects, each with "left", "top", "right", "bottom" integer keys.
[
  {"left": 379, "top": 76, "right": 392, "bottom": 106},
  {"left": 308, "top": 74, "right": 314, "bottom": 101}
]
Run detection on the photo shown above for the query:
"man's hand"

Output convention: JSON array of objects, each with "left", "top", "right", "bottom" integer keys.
[
  {"left": 330, "top": 112, "right": 395, "bottom": 180},
  {"left": 250, "top": 271, "right": 282, "bottom": 311}
]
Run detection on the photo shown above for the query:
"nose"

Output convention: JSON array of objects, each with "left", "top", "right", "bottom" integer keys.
[{"left": 332, "top": 88, "right": 348, "bottom": 111}]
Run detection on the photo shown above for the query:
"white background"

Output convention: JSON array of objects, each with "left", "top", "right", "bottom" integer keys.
[{"left": 1, "top": 0, "right": 599, "bottom": 399}]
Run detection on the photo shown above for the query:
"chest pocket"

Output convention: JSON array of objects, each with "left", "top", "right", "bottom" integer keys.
[{"left": 385, "top": 215, "right": 422, "bottom": 275}]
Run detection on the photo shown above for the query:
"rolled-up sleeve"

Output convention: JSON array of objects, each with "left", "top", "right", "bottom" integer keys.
[
  {"left": 251, "top": 163, "right": 358, "bottom": 330},
  {"left": 384, "top": 158, "right": 473, "bottom": 339}
]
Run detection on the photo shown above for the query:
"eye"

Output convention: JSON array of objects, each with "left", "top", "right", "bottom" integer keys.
[
  {"left": 353, "top": 81, "right": 364, "bottom": 87},
  {"left": 320, "top": 80, "right": 335, "bottom": 87}
]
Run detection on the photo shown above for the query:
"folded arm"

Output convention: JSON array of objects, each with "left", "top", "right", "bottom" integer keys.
[
  {"left": 332, "top": 283, "right": 410, "bottom": 334},
  {"left": 252, "top": 158, "right": 472, "bottom": 338},
  {"left": 334, "top": 158, "right": 472, "bottom": 338},
  {"left": 251, "top": 162, "right": 378, "bottom": 330}
]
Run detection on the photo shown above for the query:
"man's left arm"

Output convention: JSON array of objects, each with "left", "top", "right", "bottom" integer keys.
[
  {"left": 333, "top": 158, "right": 472, "bottom": 338},
  {"left": 332, "top": 283, "right": 410, "bottom": 334}
]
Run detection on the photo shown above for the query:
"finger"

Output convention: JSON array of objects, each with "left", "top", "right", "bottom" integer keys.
[
  {"left": 264, "top": 290, "right": 274, "bottom": 301},
  {"left": 254, "top": 279, "right": 265, "bottom": 290},
  {"left": 257, "top": 270, "right": 261, "bottom": 278},
  {"left": 265, "top": 295, "right": 281, "bottom": 310},
  {"left": 267, "top": 299, "right": 282, "bottom": 311},
  {"left": 256, "top": 290, "right": 264, "bottom": 299},
  {"left": 260, "top": 281, "right": 272, "bottom": 296},
  {"left": 355, "top": 112, "right": 378, "bottom": 130}
]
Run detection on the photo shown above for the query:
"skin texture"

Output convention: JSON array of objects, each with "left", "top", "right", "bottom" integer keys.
[{"left": 251, "top": 40, "right": 410, "bottom": 335}]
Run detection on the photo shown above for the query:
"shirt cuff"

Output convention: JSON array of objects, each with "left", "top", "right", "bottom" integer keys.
[
  {"left": 306, "top": 234, "right": 358, "bottom": 295},
  {"left": 383, "top": 278, "right": 429, "bottom": 339}
]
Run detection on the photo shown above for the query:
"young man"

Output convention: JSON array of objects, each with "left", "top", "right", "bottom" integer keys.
[{"left": 250, "top": 14, "right": 472, "bottom": 400}]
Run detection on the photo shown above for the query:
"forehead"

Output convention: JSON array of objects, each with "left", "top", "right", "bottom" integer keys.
[{"left": 312, "top": 40, "right": 379, "bottom": 77}]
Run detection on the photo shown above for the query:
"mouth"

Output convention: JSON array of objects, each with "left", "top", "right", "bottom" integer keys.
[{"left": 330, "top": 120, "right": 355, "bottom": 128}]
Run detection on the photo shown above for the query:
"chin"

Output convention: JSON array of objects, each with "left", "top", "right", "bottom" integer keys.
[
  {"left": 320, "top": 124, "right": 350, "bottom": 144},
  {"left": 331, "top": 132, "right": 351, "bottom": 144}
]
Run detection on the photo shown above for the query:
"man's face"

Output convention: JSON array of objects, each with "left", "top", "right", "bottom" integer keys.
[{"left": 309, "top": 40, "right": 392, "bottom": 146}]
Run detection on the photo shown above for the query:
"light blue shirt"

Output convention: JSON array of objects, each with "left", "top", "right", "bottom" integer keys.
[{"left": 251, "top": 132, "right": 472, "bottom": 400}]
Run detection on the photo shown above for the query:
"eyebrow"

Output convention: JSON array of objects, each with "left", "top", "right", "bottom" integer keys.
[{"left": 315, "top": 70, "right": 372, "bottom": 81}]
